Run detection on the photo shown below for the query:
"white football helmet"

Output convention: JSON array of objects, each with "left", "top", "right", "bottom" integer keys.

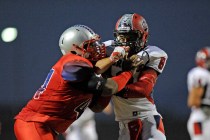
[
  {"left": 59, "top": 25, "right": 106, "bottom": 61},
  {"left": 195, "top": 47, "right": 210, "bottom": 70}
]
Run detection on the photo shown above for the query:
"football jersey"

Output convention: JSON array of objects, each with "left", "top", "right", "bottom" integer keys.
[
  {"left": 187, "top": 67, "right": 210, "bottom": 106},
  {"left": 15, "top": 54, "right": 94, "bottom": 133},
  {"left": 112, "top": 45, "right": 168, "bottom": 121}
]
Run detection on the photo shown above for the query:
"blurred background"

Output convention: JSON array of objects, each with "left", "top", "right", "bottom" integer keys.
[{"left": 1, "top": 0, "right": 210, "bottom": 139}]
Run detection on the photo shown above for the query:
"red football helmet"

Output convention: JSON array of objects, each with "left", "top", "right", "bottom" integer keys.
[
  {"left": 195, "top": 47, "right": 210, "bottom": 70},
  {"left": 114, "top": 13, "right": 149, "bottom": 55}
]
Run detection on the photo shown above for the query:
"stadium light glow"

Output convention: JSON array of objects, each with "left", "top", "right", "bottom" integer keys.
[{"left": 1, "top": 27, "right": 18, "bottom": 42}]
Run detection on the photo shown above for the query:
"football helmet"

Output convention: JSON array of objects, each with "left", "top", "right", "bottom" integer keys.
[
  {"left": 195, "top": 47, "right": 210, "bottom": 70},
  {"left": 59, "top": 25, "right": 106, "bottom": 61},
  {"left": 114, "top": 13, "right": 149, "bottom": 55}
]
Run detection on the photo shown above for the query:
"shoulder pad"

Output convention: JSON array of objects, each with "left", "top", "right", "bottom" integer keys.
[
  {"left": 137, "top": 45, "right": 168, "bottom": 74},
  {"left": 62, "top": 59, "right": 94, "bottom": 82}
]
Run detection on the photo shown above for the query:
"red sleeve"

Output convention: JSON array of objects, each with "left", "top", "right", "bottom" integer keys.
[
  {"left": 125, "top": 68, "right": 158, "bottom": 98},
  {"left": 111, "top": 71, "right": 132, "bottom": 92}
]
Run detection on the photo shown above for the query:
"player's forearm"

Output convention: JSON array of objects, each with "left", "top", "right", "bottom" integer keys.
[
  {"left": 95, "top": 57, "right": 115, "bottom": 74},
  {"left": 187, "top": 97, "right": 201, "bottom": 108},
  {"left": 111, "top": 71, "right": 132, "bottom": 92},
  {"left": 101, "top": 71, "right": 132, "bottom": 96},
  {"left": 187, "top": 87, "right": 203, "bottom": 108}
]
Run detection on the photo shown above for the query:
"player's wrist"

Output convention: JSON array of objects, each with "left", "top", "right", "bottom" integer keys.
[{"left": 109, "top": 46, "right": 125, "bottom": 63}]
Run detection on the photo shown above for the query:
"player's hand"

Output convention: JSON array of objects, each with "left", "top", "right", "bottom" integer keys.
[
  {"left": 109, "top": 46, "right": 125, "bottom": 62},
  {"left": 122, "top": 55, "right": 143, "bottom": 75}
]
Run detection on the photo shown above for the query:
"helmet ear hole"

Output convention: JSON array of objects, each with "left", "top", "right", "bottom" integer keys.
[
  {"left": 61, "top": 38, "right": 64, "bottom": 45},
  {"left": 70, "top": 51, "right": 77, "bottom": 54},
  {"left": 83, "top": 43, "right": 88, "bottom": 50}
]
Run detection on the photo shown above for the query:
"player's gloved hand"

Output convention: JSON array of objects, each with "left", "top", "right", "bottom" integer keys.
[
  {"left": 122, "top": 55, "right": 143, "bottom": 75},
  {"left": 109, "top": 46, "right": 125, "bottom": 63}
]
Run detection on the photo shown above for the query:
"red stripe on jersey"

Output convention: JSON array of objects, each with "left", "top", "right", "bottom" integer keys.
[
  {"left": 128, "top": 119, "right": 143, "bottom": 140},
  {"left": 158, "top": 118, "right": 165, "bottom": 135},
  {"left": 194, "top": 122, "right": 202, "bottom": 135}
]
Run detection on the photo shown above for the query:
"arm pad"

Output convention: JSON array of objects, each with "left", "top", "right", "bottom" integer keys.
[{"left": 89, "top": 95, "right": 111, "bottom": 113}]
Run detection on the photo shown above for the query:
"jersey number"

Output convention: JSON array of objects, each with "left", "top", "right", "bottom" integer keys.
[
  {"left": 75, "top": 99, "right": 91, "bottom": 119},
  {"left": 33, "top": 69, "right": 54, "bottom": 99},
  {"left": 158, "top": 57, "right": 166, "bottom": 70}
]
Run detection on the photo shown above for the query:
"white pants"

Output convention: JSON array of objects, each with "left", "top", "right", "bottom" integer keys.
[
  {"left": 187, "top": 108, "right": 210, "bottom": 140},
  {"left": 118, "top": 115, "right": 166, "bottom": 140}
]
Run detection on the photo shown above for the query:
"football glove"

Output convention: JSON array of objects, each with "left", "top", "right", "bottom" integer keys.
[{"left": 122, "top": 55, "right": 143, "bottom": 75}]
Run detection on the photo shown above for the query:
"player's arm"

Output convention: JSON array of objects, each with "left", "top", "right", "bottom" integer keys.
[
  {"left": 94, "top": 46, "right": 126, "bottom": 74},
  {"left": 187, "top": 86, "right": 204, "bottom": 108},
  {"left": 116, "top": 67, "right": 158, "bottom": 98},
  {"left": 89, "top": 56, "right": 142, "bottom": 112},
  {"left": 94, "top": 57, "right": 115, "bottom": 74},
  {"left": 87, "top": 71, "right": 132, "bottom": 113},
  {"left": 62, "top": 59, "right": 132, "bottom": 95},
  {"left": 95, "top": 54, "right": 142, "bottom": 96}
]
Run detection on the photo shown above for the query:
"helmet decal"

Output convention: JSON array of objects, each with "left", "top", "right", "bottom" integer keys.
[
  {"left": 117, "top": 14, "right": 133, "bottom": 31},
  {"left": 73, "top": 24, "right": 95, "bottom": 35},
  {"left": 141, "top": 19, "right": 148, "bottom": 31}
]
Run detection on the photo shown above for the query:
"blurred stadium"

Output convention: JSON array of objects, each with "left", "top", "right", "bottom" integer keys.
[{"left": 1, "top": 0, "right": 210, "bottom": 139}]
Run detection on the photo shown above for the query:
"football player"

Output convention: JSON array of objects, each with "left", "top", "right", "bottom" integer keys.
[
  {"left": 187, "top": 47, "right": 210, "bottom": 140},
  {"left": 105, "top": 13, "right": 168, "bottom": 140},
  {"left": 14, "top": 25, "right": 140, "bottom": 140}
]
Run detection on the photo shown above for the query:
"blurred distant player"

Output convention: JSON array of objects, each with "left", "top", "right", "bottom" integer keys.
[
  {"left": 106, "top": 13, "right": 168, "bottom": 140},
  {"left": 63, "top": 103, "right": 113, "bottom": 140},
  {"left": 63, "top": 108, "right": 97, "bottom": 140},
  {"left": 14, "top": 24, "right": 138, "bottom": 140},
  {"left": 187, "top": 47, "right": 210, "bottom": 140}
]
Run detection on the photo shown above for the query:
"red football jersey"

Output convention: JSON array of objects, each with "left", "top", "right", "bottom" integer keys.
[{"left": 15, "top": 54, "right": 94, "bottom": 133}]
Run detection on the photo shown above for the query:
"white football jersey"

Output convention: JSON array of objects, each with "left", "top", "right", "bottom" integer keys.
[
  {"left": 187, "top": 67, "right": 210, "bottom": 106},
  {"left": 112, "top": 45, "right": 168, "bottom": 121}
]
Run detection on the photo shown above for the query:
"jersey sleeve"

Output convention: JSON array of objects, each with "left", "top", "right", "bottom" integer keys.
[
  {"left": 62, "top": 60, "right": 94, "bottom": 82},
  {"left": 138, "top": 46, "right": 168, "bottom": 74}
]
